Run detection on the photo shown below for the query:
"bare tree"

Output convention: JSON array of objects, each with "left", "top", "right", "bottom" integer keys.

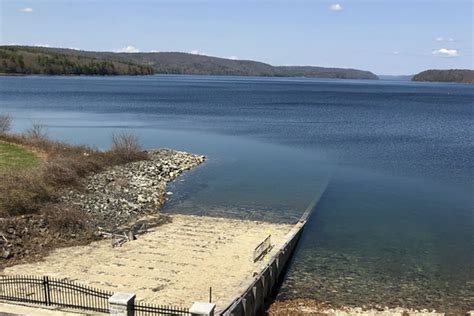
[
  {"left": 25, "top": 120, "right": 48, "bottom": 139},
  {"left": 112, "top": 131, "right": 141, "bottom": 152},
  {"left": 111, "top": 131, "right": 147, "bottom": 163},
  {"left": 0, "top": 113, "right": 12, "bottom": 134}
]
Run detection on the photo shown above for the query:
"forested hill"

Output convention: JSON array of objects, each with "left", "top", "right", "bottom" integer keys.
[
  {"left": 0, "top": 46, "right": 378, "bottom": 79},
  {"left": 0, "top": 46, "right": 154, "bottom": 75},
  {"left": 111, "top": 51, "right": 378, "bottom": 79},
  {"left": 412, "top": 69, "right": 474, "bottom": 84}
]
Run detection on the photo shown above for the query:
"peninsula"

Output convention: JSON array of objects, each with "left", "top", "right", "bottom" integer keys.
[{"left": 412, "top": 69, "right": 474, "bottom": 84}]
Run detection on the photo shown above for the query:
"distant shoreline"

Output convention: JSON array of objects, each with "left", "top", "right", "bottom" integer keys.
[
  {"left": 411, "top": 69, "right": 474, "bottom": 84},
  {"left": 2, "top": 73, "right": 474, "bottom": 85},
  {"left": 0, "top": 45, "right": 379, "bottom": 80}
]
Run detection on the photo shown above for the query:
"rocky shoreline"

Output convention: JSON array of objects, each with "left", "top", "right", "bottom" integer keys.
[
  {"left": 268, "top": 299, "right": 473, "bottom": 316},
  {"left": 60, "top": 149, "right": 205, "bottom": 227},
  {"left": 0, "top": 149, "right": 205, "bottom": 267}
]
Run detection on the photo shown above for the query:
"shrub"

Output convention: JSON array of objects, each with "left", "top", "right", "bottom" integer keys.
[
  {"left": 110, "top": 131, "right": 148, "bottom": 164},
  {"left": 0, "top": 169, "right": 54, "bottom": 216},
  {"left": 0, "top": 130, "right": 149, "bottom": 217},
  {"left": 0, "top": 113, "right": 12, "bottom": 134},
  {"left": 43, "top": 205, "right": 93, "bottom": 236},
  {"left": 42, "top": 158, "right": 81, "bottom": 188},
  {"left": 42, "top": 151, "right": 104, "bottom": 188}
]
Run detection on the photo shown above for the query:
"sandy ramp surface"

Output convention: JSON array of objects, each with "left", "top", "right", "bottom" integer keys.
[{"left": 3, "top": 214, "right": 293, "bottom": 310}]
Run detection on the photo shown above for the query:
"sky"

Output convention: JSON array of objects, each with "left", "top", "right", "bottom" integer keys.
[{"left": 0, "top": 0, "right": 472, "bottom": 75}]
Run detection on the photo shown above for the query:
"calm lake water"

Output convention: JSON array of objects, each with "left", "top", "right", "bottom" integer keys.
[{"left": 1, "top": 75, "right": 472, "bottom": 313}]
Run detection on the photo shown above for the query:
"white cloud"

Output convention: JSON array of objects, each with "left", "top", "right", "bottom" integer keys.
[
  {"left": 432, "top": 48, "right": 459, "bottom": 57},
  {"left": 329, "top": 4, "right": 343, "bottom": 11},
  {"left": 435, "top": 37, "right": 455, "bottom": 42},
  {"left": 227, "top": 56, "right": 239, "bottom": 60},
  {"left": 19, "top": 7, "right": 33, "bottom": 13},
  {"left": 189, "top": 49, "right": 208, "bottom": 56},
  {"left": 34, "top": 43, "right": 50, "bottom": 47},
  {"left": 115, "top": 45, "right": 140, "bottom": 53}
]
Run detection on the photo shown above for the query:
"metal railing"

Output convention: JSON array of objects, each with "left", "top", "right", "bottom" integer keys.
[
  {"left": 0, "top": 275, "right": 191, "bottom": 315},
  {"left": 253, "top": 234, "right": 272, "bottom": 262},
  {"left": 134, "top": 301, "right": 191, "bottom": 316},
  {"left": 0, "top": 275, "right": 112, "bottom": 313}
]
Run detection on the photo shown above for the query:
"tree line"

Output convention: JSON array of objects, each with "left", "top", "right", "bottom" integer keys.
[{"left": 0, "top": 47, "right": 153, "bottom": 76}]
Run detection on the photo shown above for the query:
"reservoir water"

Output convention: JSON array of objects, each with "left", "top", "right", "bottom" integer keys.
[{"left": 0, "top": 75, "right": 472, "bottom": 313}]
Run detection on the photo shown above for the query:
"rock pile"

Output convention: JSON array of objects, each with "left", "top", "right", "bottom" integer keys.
[
  {"left": 0, "top": 212, "right": 97, "bottom": 265},
  {"left": 60, "top": 149, "right": 205, "bottom": 226},
  {"left": 0, "top": 215, "right": 46, "bottom": 260}
]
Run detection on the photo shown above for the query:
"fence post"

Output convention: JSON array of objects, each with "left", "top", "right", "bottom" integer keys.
[
  {"left": 108, "top": 292, "right": 136, "bottom": 316},
  {"left": 42, "top": 276, "right": 51, "bottom": 306},
  {"left": 190, "top": 302, "right": 215, "bottom": 316}
]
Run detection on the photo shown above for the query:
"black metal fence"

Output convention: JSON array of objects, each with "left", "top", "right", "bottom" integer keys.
[
  {"left": 134, "top": 301, "right": 191, "bottom": 316},
  {"left": 0, "top": 275, "right": 112, "bottom": 313},
  {"left": 0, "top": 275, "right": 191, "bottom": 315}
]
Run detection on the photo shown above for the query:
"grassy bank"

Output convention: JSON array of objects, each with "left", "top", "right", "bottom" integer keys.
[
  {"left": 0, "top": 141, "right": 39, "bottom": 170},
  {"left": 0, "top": 130, "right": 147, "bottom": 216},
  {"left": 0, "top": 116, "right": 149, "bottom": 266}
]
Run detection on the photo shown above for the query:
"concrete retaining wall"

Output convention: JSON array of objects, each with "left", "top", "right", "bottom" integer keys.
[
  {"left": 218, "top": 181, "right": 327, "bottom": 316},
  {"left": 219, "top": 223, "right": 304, "bottom": 316}
]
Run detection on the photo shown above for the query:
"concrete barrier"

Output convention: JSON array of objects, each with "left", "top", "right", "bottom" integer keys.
[{"left": 218, "top": 180, "right": 327, "bottom": 316}]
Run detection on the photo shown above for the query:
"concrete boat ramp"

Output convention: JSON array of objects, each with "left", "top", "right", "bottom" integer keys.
[{"left": 2, "top": 213, "right": 296, "bottom": 314}]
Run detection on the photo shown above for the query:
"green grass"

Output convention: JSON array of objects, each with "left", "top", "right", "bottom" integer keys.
[{"left": 0, "top": 141, "right": 40, "bottom": 170}]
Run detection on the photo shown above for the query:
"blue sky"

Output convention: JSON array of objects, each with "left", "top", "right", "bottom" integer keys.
[{"left": 1, "top": 0, "right": 472, "bottom": 75}]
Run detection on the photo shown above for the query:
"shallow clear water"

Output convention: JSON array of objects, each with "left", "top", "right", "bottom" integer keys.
[{"left": 0, "top": 75, "right": 472, "bottom": 313}]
